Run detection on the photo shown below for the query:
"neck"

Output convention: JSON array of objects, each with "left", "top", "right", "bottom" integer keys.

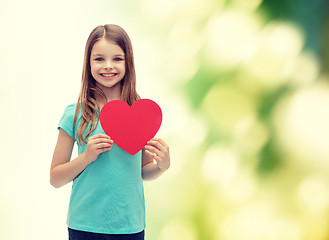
[{"left": 96, "top": 84, "right": 122, "bottom": 109}]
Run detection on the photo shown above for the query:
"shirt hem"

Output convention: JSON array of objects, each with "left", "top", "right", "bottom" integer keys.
[{"left": 67, "top": 223, "right": 146, "bottom": 235}]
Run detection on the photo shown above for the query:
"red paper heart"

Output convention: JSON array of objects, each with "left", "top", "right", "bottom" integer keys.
[{"left": 99, "top": 99, "right": 162, "bottom": 155}]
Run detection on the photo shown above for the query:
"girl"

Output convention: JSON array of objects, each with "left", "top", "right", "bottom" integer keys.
[{"left": 50, "top": 24, "right": 170, "bottom": 240}]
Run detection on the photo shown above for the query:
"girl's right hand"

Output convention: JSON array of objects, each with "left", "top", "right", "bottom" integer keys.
[{"left": 84, "top": 133, "right": 113, "bottom": 163}]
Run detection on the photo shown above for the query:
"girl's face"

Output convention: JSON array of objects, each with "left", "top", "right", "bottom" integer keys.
[{"left": 90, "top": 38, "right": 126, "bottom": 93}]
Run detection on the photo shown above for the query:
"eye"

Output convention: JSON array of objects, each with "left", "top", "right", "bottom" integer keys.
[
  {"left": 114, "top": 57, "right": 124, "bottom": 61},
  {"left": 95, "top": 57, "right": 104, "bottom": 61}
]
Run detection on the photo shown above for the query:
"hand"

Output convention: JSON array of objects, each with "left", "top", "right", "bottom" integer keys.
[
  {"left": 84, "top": 133, "right": 113, "bottom": 163},
  {"left": 144, "top": 138, "right": 170, "bottom": 171}
]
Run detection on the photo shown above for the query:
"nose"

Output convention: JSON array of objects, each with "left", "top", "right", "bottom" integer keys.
[{"left": 104, "top": 60, "right": 113, "bottom": 70}]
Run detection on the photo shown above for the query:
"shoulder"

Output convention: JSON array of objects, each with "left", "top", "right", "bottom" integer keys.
[
  {"left": 58, "top": 103, "right": 78, "bottom": 139},
  {"left": 65, "top": 103, "right": 78, "bottom": 112},
  {"left": 59, "top": 103, "right": 78, "bottom": 123},
  {"left": 61, "top": 103, "right": 78, "bottom": 117}
]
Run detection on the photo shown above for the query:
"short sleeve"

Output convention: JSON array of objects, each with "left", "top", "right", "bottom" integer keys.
[{"left": 58, "top": 104, "right": 77, "bottom": 140}]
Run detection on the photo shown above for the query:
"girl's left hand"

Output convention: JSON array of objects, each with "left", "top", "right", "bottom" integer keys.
[{"left": 144, "top": 138, "right": 170, "bottom": 171}]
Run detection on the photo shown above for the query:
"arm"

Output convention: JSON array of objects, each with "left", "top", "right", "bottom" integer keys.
[
  {"left": 50, "top": 129, "right": 113, "bottom": 188},
  {"left": 142, "top": 138, "right": 170, "bottom": 181}
]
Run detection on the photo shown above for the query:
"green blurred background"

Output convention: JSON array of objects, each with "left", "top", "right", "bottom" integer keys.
[{"left": 1, "top": 0, "right": 329, "bottom": 239}]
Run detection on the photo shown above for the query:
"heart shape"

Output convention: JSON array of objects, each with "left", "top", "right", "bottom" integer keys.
[{"left": 100, "top": 99, "right": 162, "bottom": 155}]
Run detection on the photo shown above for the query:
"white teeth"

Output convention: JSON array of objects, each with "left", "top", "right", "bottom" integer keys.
[{"left": 102, "top": 73, "right": 116, "bottom": 77}]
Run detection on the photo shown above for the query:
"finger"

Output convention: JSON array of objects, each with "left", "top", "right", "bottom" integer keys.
[
  {"left": 99, "top": 146, "right": 112, "bottom": 153},
  {"left": 144, "top": 145, "right": 163, "bottom": 158},
  {"left": 144, "top": 149, "right": 154, "bottom": 157},
  {"left": 90, "top": 139, "right": 112, "bottom": 146},
  {"left": 90, "top": 133, "right": 112, "bottom": 141},
  {"left": 95, "top": 142, "right": 112, "bottom": 149},
  {"left": 156, "top": 138, "right": 169, "bottom": 149},
  {"left": 151, "top": 138, "right": 169, "bottom": 150},
  {"left": 146, "top": 140, "right": 164, "bottom": 151},
  {"left": 90, "top": 137, "right": 113, "bottom": 144},
  {"left": 145, "top": 151, "right": 162, "bottom": 163},
  {"left": 145, "top": 149, "right": 160, "bottom": 160}
]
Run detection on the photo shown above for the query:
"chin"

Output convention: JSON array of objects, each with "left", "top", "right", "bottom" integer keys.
[{"left": 97, "top": 80, "right": 122, "bottom": 89}]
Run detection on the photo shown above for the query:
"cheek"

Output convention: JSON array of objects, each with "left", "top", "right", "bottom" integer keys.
[
  {"left": 121, "top": 64, "right": 126, "bottom": 75},
  {"left": 90, "top": 63, "right": 98, "bottom": 77}
]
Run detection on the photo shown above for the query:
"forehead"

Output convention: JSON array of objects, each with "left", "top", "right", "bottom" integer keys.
[{"left": 91, "top": 38, "right": 124, "bottom": 55}]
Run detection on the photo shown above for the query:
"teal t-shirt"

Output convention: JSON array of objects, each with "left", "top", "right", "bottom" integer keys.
[{"left": 58, "top": 104, "right": 145, "bottom": 234}]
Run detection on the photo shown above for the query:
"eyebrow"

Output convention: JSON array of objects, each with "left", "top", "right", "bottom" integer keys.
[{"left": 91, "top": 53, "right": 125, "bottom": 57}]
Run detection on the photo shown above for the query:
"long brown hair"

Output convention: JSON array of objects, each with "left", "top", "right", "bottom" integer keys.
[{"left": 73, "top": 24, "right": 140, "bottom": 144}]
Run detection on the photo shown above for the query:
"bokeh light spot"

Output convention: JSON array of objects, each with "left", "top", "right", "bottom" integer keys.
[
  {"left": 291, "top": 51, "right": 319, "bottom": 84},
  {"left": 202, "top": 144, "right": 238, "bottom": 187},
  {"left": 274, "top": 81, "right": 329, "bottom": 168},
  {"left": 297, "top": 177, "right": 329, "bottom": 213},
  {"left": 233, "top": 115, "right": 269, "bottom": 156},
  {"left": 165, "top": 20, "right": 202, "bottom": 82},
  {"left": 205, "top": 8, "right": 262, "bottom": 70},
  {"left": 202, "top": 83, "right": 256, "bottom": 134},
  {"left": 243, "top": 22, "right": 304, "bottom": 87}
]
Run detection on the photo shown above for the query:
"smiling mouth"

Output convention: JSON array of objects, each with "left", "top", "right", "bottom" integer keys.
[{"left": 101, "top": 73, "right": 117, "bottom": 77}]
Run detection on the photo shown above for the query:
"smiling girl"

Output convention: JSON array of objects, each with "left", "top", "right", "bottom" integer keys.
[{"left": 50, "top": 24, "right": 170, "bottom": 240}]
